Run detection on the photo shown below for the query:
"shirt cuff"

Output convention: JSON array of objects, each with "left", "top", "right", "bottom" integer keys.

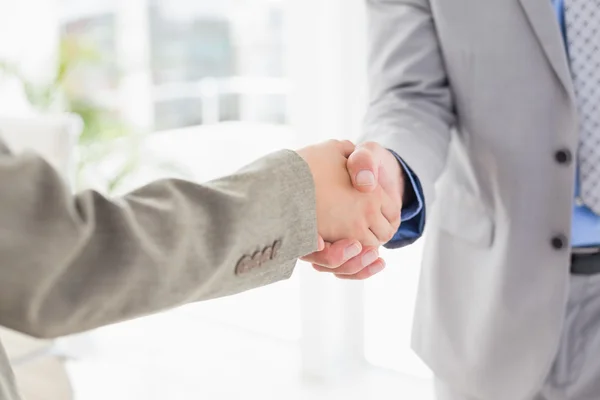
[{"left": 385, "top": 150, "right": 426, "bottom": 249}]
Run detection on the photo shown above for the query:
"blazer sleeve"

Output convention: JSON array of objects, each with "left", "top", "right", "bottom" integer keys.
[
  {"left": 361, "top": 0, "right": 456, "bottom": 220},
  {"left": 0, "top": 137, "right": 318, "bottom": 339}
]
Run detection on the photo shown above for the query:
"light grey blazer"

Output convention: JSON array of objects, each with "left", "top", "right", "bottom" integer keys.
[
  {"left": 0, "top": 138, "right": 318, "bottom": 399},
  {"left": 363, "top": 1, "right": 577, "bottom": 399}
]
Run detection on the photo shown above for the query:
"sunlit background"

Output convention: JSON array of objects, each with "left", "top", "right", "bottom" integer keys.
[{"left": 0, "top": 1, "right": 433, "bottom": 399}]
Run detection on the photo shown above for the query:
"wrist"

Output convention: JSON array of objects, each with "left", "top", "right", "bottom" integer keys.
[{"left": 295, "top": 148, "right": 317, "bottom": 179}]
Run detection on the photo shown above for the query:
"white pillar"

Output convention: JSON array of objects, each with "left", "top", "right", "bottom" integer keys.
[{"left": 284, "top": 0, "right": 369, "bottom": 382}]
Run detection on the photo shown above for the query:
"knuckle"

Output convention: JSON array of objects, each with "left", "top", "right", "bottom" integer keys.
[
  {"left": 300, "top": 253, "right": 317, "bottom": 262},
  {"left": 364, "top": 235, "right": 381, "bottom": 248},
  {"left": 364, "top": 201, "right": 380, "bottom": 220},
  {"left": 394, "top": 215, "right": 402, "bottom": 228},
  {"left": 360, "top": 270, "right": 374, "bottom": 280},
  {"left": 340, "top": 259, "right": 361, "bottom": 272},
  {"left": 309, "top": 254, "right": 328, "bottom": 266},
  {"left": 323, "top": 252, "right": 341, "bottom": 268},
  {"left": 352, "top": 221, "right": 368, "bottom": 239},
  {"left": 334, "top": 264, "right": 360, "bottom": 276},
  {"left": 352, "top": 262, "right": 368, "bottom": 275},
  {"left": 312, "top": 264, "right": 327, "bottom": 273},
  {"left": 387, "top": 221, "right": 400, "bottom": 237},
  {"left": 371, "top": 238, "right": 382, "bottom": 247},
  {"left": 347, "top": 269, "right": 368, "bottom": 280},
  {"left": 338, "top": 266, "right": 359, "bottom": 276},
  {"left": 385, "top": 228, "right": 396, "bottom": 242},
  {"left": 361, "top": 141, "right": 380, "bottom": 152},
  {"left": 390, "top": 210, "right": 402, "bottom": 225},
  {"left": 334, "top": 139, "right": 355, "bottom": 154},
  {"left": 353, "top": 273, "right": 368, "bottom": 281}
]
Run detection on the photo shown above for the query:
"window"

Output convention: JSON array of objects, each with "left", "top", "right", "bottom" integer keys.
[
  {"left": 58, "top": 4, "right": 305, "bottom": 397},
  {"left": 55, "top": 0, "right": 435, "bottom": 398},
  {"left": 63, "top": 14, "right": 119, "bottom": 97},
  {"left": 61, "top": 0, "right": 288, "bottom": 131}
]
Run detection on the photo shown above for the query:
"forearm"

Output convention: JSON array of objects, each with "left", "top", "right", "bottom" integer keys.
[{"left": 0, "top": 144, "right": 317, "bottom": 338}]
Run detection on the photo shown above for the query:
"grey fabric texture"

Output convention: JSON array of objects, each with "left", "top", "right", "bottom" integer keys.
[
  {"left": 0, "top": 136, "right": 318, "bottom": 399},
  {"left": 436, "top": 273, "right": 600, "bottom": 400},
  {"left": 362, "top": 1, "right": 579, "bottom": 399}
]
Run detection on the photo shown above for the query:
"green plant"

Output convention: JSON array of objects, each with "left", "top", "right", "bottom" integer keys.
[{"left": 0, "top": 36, "right": 185, "bottom": 194}]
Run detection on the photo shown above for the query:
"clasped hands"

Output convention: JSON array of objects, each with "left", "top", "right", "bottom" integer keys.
[{"left": 297, "top": 140, "right": 405, "bottom": 280}]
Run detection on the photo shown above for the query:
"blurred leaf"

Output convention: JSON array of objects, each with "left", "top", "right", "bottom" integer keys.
[
  {"left": 106, "top": 155, "right": 140, "bottom": 194},
  {"left": 69, "top": 99, "right": 133, "bottom": 145},
  {"left": 1, "top": 35, "right": 186, "bottom": 194},
  {"left": 0, "top": 61, "right": 21, "bottom": 79},
  {"left": 57, "top": 37, "right": 103, "bottom": 85}
]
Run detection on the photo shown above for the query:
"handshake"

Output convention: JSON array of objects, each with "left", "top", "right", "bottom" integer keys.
[{"left": 296, "top": 140, "right": 406, "bottom": 280}]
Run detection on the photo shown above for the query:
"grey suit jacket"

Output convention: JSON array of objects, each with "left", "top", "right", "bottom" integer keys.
[
  {"left": 0, "top": 137, "right": 318, "bottom": 399},
  {"left": 363, "top": 1, "right": 576, "bottom": 399}
]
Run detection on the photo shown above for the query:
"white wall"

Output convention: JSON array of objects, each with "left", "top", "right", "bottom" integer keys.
[{"left": 0, "top": 1, "right": 60, "bottom": 115}]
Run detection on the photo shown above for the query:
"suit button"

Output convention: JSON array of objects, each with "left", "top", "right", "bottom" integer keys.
[
  {"left": 235, "top": 255, "right": 253, "bottom": 275},
  {"left": 554, "top": 149, "right": 572, "bottom": 165},
  {"left": 251, "top": 251, "right": 263, "bottom": 268},
  {"left": 551, "top": 235, "right": 568, "bottom": 250},
  {"left": 260, "top": 246, "right": 273, "bottom": 264},
  {"left": 271, "top": 240, "right": 282, "bottom": 259}
]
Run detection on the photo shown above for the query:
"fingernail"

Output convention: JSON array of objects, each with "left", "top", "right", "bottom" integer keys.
[
  {"left": 369, "top": 260, "right": 385, "bottom": 275},
  {"left": 344, "top": 244, "right": 361, "bottom": 260},
  {"left": 356, "top": 170, "right": 375, "bottom": 186},
  {"left": 362, "top": 250, "right": 379, "bottom": 267}
]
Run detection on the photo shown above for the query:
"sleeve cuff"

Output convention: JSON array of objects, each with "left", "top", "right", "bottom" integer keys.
[{"left": 385, "top": 150, "right": 426, "bottom": 249}]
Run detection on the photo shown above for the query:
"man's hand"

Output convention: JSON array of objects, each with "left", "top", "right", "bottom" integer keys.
[
  {"left": 301, "top": 142, "right": 405, "bottom": 280},
  {"left": 297, "top": 140, "right": 399, "bottom": 248}
]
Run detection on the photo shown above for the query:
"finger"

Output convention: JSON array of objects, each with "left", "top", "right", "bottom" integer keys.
[
  {"left": 317, "top": 235, "right": 325, "bottom": 251},
  {"left": 300, "top": 239, "right": 362, "bottom": 269},
  {"left": 369, "top": 214, "right": 396, "bottom": 244},
  {"left": 335, "top": 139, "right": 356, "bottom": 158},
  {"left": 363, "top": 228, "right": 383, "bottom": 248},
  {"left": 301, "top": 241, "right": 332, "bottom": 262},
  {"left": 365, "top": 188, "right": 400, "bottom": 243},
  {"left": 380, "top": 189, "right": 402, "bottom": 232},
  {"left": 335, "top": 258, "right": 386, "bottom": 280},
  {"left": 347, "top": 144, "right": 380, "bottom": 192},
  {"left": 312, "top": 247, "right": 379, "bottom": 275}
]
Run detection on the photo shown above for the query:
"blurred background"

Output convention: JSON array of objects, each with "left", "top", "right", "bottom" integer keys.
[{"left": 0, "top": 0, "right": 433, "bottom": 399}]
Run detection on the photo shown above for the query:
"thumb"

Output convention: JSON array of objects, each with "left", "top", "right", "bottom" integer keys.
[{"left": 347, "top": 144, "right": 380, "bottom": 193}]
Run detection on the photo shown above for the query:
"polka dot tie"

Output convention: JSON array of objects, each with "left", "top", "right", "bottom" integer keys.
[{"left": 565, "top": 0, "right": 600, "bottom": 214}]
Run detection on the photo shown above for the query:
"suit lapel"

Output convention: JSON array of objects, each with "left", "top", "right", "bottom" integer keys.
[{"left": 517, "top": 0, "right": 574, "bottom": 96}]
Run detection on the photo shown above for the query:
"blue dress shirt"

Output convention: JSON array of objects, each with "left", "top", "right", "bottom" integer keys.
[
  {"left": 385, "top": 153, "right": 425, "bottom": 248},
  {"left": 386, "top": 0, "right": 600, "bottom": 249},
  {"left": 553, "top": 0, "right": 600, "bottom": 247}
]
